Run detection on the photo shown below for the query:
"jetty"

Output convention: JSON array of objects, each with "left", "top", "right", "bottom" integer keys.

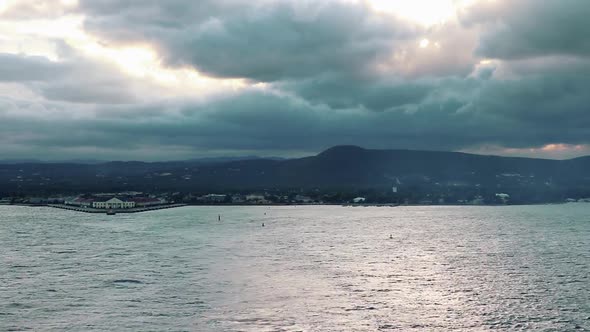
[
  {"left": 47, "top": 203, "right": 187, "bottom": 214},
  {"left": 342, "top": 203, "right": 400, "bottom": 207}
]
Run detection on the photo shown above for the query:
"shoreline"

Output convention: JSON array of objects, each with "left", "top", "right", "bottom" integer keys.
[{"left": 1, "top": 202, "right": 574, "bottom": 213}]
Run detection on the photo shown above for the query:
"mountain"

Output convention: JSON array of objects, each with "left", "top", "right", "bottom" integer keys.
[{"left": 1, "top": 146, "right": 589, "bottom": 202}]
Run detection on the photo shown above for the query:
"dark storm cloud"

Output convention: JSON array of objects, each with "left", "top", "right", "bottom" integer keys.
[
  {"left": 98, "top": 60, "right": 590, "bottom": 151},
  {"left": 476, "top": 76, "right": 590, "bottom": 140},
  {"left": 461, "top": 0, "right": 590, "bottom": 59},
  {"left": 278, "top": 74, "right": 434, "bottom": 111},
  {"left": 40, "top": 82, "right": 138, "bottom": 105},
  {"left": 3, "top": 58, "right": 590, "bottom": 161},
  {"left": 1, "top": 90, "right": 462, "bottom": 158},
  {"left": 1, "top": 0, "right": 590, "bottom": 160},
  {"left": 80, "top": 0, "right": 418, "bottom": 81}
]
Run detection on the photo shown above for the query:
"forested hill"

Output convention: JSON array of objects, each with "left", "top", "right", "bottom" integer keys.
[{"left": 1, "top": 146, "right": 589, "bottom": 202}]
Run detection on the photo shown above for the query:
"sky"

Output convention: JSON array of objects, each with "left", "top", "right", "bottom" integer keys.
[{"left": 0, "top": 0, "right": 589, "bottom": 161}]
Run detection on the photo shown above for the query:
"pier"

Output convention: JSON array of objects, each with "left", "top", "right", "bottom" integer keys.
[{"left": 46, "top": 204, "right": 187, "bottom": 214}]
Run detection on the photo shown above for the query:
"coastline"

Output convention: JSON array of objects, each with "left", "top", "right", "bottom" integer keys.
[{"left": 1, "top": 202, "right": 574, "bottom": 214}]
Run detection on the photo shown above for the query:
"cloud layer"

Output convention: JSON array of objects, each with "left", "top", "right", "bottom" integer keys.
[{"left": 1, "top": 0, "right": 589, "bottom": 160}]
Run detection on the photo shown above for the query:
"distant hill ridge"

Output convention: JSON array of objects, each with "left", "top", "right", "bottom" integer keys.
[{"left": 1, "top": 146, "right": 589, "bottom": 199}]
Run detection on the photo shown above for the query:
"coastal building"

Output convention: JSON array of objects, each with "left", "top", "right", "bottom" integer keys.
[
  {"left": 65, "top": 195, "right": 168, "bottom": 209},
  {"left": 198, "top": 194, "right": 227, "bottom": 203},
  {"left": 352, "top": 197, "right": 366, "bottom": 203},
  {"left": 246, "top": 194, "right": 266, "bottom": 202},
  {"left": 92, "top": 197, "right": 135, "bottom": 209},
  {"left": 245, "top": 194, "right": 271, "bottom": 204},
  {"left": 294, "top": 195, "right": 313, "bottom": 203},
  {"left": 231, "top": 195, "right": 246, "bottom": 204},
  {"left": 495, "top": 193, "right": 510, "bottom": 204}
]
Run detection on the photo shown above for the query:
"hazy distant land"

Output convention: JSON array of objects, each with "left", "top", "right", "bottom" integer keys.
[{"left": 1, "top": 146, "right": 589, "bottom": 206}]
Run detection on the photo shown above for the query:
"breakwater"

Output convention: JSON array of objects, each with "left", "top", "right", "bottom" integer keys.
[{"left": 46, "top": 204, "right": 187, "bottom": 214}]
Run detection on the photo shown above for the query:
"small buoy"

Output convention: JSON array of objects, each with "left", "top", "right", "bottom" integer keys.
[
  {"left": 262, "top": 223, "right": 265, "bottom": 227},
  {"left": 389, "top": 234, "right": 393, "bottom": 239},
  {"left": 218, "top": 214, "right": 221, "bottom": 221}
]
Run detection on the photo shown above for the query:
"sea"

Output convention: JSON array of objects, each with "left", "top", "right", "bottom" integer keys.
[{"left": 1, "top": 204, "right": 589, "bottom": 331}]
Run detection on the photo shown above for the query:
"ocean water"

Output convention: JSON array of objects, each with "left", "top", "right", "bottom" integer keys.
[{"left": 1, "top": 204, "right": 589, "bottom": 331}]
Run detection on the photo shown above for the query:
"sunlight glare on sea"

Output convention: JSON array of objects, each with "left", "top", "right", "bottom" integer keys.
[{"left": 1, "top": 205, "right": 589, "bottom": 331}]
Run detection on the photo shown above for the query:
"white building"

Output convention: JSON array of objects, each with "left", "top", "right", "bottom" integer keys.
[
  {"left": 198, "top": 194, "right": 227, "bottom": 203},
  {"left": 495, "top": 193, "right": 510, "bottom": 203},
  {"left": 92, "top": 197, "right": 135, "bottom": 209},
  {"left": 353, "top": 197, "right": 366, "bottom": 203},
  {"left": 294, "top": 195, "right": 313, "bottom": 203},
  {"left": 246, "top": 194, "right": 266, "bottom": 201}
]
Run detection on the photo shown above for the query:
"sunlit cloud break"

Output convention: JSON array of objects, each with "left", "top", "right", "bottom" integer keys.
[{"left": 0, "top": 0, "right": 589, "bottom": 160}]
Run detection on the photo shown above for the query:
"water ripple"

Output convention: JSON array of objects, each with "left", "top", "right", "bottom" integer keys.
[{"left": 1, "top": 204, "right": 589, "bottom": 331}]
